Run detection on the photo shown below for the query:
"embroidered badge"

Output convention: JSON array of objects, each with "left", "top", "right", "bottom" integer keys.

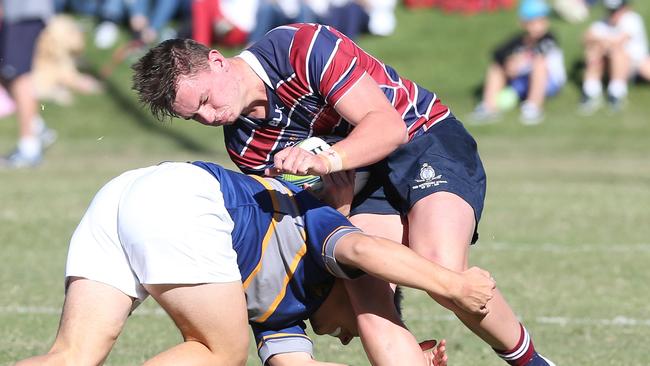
[{"left": 412, "top": 163, "right": 447, "bottom": 190}]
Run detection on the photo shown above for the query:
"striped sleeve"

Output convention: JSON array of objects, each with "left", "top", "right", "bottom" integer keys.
[
  {"left": 289, "top": 24, "right": 366, "bottom": 106},
  {"left": 253, "top": 324, "right": 314, "bottom": 365}
]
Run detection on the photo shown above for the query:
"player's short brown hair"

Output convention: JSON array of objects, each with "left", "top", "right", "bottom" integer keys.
[{"left": 132, "top": 38, "right": 210, "bottom": 121}]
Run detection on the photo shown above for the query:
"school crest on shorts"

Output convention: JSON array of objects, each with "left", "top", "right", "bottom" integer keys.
[{"left": 412, "top": 163, "right": 447, "bottom": 190}]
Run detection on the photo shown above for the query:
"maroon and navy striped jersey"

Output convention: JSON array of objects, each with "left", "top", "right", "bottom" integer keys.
[{"left": 225, "top": 23, "right": 451, "bottom": 174}]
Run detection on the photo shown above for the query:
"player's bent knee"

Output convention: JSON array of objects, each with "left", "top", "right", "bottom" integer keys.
[
  {"left": 16, "top": 348, "right": 103, "bottom": 366},
  {"left": 207, "top": 347, "right": 248, "bottom": 366}
]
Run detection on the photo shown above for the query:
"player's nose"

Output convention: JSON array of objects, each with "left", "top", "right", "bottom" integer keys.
[{"left": 196, "top": 108, "right": 215, "bottom": 125}]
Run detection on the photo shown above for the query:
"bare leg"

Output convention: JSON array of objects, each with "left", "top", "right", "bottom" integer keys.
[
  {"left": 344, "top": 277, "right": 425, "bottom": 366},
  {"left": 16, "top": 278, "right": 133, "bottom": 366},
  {"left": 347, "top": 214, "right": 426, "bottom": 366},
  {"left": 407, "top": 192, "right": 521, "bottom": 350},
  {"left": 143, "top": 281, "right": 249, "bottom": 366},
  {"left": 607, "top": 41, "right": 631, "bottom": 103},
  {"left": 584, "top": 40, "right": 606, "bottom": 90},
  {"left": 608, "top": 42, "right": 631, "bottom": 83},
  {"left": 525, "top": 55, "right": 548, "bottom": 109},
  {"left": 482, "top": 63, "right": 508, "bottom": 111},
  {"left": 8, "top": 74, "right": 39, "bottom": 141}
]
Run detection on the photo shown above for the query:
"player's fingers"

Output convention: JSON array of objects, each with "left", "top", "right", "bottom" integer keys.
[
  {"left": 273, "top": 148, "right": 291, "bottom": 171},
  {"left": 434, "top": 339, "right": 447, "bottom": 366},
  {"left": 283, "top": 149, "right": 305, "bottom": 174},
  {"left": 296, "top": 154, "right": 318, "bottom": 175},
  {"left": 469, "top": 266, "right": 491, "bottom": 279},
  {"left": 264, "top": 164, "right": 283, "bottom": 176}
]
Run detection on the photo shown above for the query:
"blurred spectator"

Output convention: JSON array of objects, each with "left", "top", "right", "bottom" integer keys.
[
  {"left": 192, "top": 0, "right": 259, "bottom": 47},
  {"left": 93, "top": 0, "right": 128, "bottom": 49},
  {"left": 579, "top": 0, "right": 650, "bottom": 114},
  {"left": 247, "top": 0, "right": 316, "bottom": 44},
  {"left": 129, "top": 0, "right": 191, "bottom": 45},
  {"left": 553, "top": 0, "right": 590, "bottom": 23},
  {"left": 0, "top": 85, "right": 16, "bottom": 118},
  {"left": 325, "top": 0, "right": 397, "bottom": 40},
  {"left": 304, "top": 0, "right": 330, "bottom": 23},
  {"left": 470, "top": 0, "right": 566, "bottom": 125},
  {"left": 1, "top": 0, "right": 57, "bottom": 168},
  {"left": 55, "top": 0, "right": 103, "bottom": 15},
  {"left": 404, "top": 0, "right": 515, "bottom": 13},
  {"left": 33, "top": 15, "right": 103, "bottom": 105},
  {"left": 324, "top": 0, "right": 367, "bottom": 40}
]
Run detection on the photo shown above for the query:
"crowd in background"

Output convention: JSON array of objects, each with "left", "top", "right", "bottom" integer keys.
[
  {"left": 1, "top": 0, "right": 649, "bottom": 168},
  {"left": 57, "top": 0, "right": 400, "bottom": 51}
]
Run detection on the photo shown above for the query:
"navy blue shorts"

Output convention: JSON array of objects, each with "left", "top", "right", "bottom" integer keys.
[
  {"left": 0, "top": 19, "right": 44, "bottom": 81},
  {"left": 350, "top": 116, "right": 487, "bottom": 242},
  {"left": 510, "top": 73, "right": 563, "bottom": 100}
]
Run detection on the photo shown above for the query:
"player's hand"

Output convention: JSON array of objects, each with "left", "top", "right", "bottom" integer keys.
[
  {"left": 451, "top": 267, "right": 496, "bottom": 315},
  {"left": 319, "top": 170, "right": 355, "bottom": 215},
  {"left": 266, "top": 145, "right": 330, "bottom": 176},
  {"left": 420, "top": 339, "right": 447, "bottom": 366}
]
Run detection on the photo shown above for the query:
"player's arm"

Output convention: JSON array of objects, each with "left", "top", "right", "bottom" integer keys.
[
  {"left": 334, "top": 232, "right": 496, "bottom": 314},
  {"left": 268, "top": 352, "right": 348, "bottom": 366},
  {"left": 272, "top": 73, "right": 406, "bottom": 177},
  {"left": 327, "top": 73, "right": 408, "bottom": 170},
  {"left": 344, "top": 277, "right": 427, "bottom": 366}
]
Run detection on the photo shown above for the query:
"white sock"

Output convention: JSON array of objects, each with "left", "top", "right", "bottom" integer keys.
[
  {"left": 18, "top": 136, "right": 42, "bottom": 158},
  {"left": 607, "top": 79, "right": 628, "bottom": 99},
  {"left": 33, "top": 115, "right": 46, "bottom": 135},
  {"left": 583, "top": 78, "right": 603, "bottom": 99}
]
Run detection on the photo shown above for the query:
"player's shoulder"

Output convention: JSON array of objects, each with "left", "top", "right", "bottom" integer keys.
[{"left": 619, "top": 10, "right": 645, "bottom": 28}]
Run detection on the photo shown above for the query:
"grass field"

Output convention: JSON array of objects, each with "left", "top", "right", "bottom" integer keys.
[{"left": 2, "top": 4, "right": 650, "bottom": 365}]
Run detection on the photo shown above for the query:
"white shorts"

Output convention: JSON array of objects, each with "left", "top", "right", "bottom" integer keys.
[
  {"left": 65, "top": 162, "right": 241, "bottom": 303},
  {"left": 589, "top": 14, "right": 650, "bottom": 73}
]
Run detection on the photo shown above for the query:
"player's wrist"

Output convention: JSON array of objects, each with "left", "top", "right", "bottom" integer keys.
[
  {"left": 319, "top": 148, "right": 344, "bottom": 174},
  {"left": 436, "top": 269, "right": 458, "bottom": 299}
]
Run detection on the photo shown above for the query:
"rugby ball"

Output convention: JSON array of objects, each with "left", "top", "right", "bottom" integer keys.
[{"left": 280, "top": 136, "right": 369, "bottom": 195}]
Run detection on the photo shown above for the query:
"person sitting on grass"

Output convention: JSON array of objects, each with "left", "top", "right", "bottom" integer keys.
[
  {"left": 471, "top": 0, "right": 566, "bottom": 125},
  {"left": 579, "top": 0, "right": 650, "bottom": 113},
  {"left": 15, "top": 161, "right": 495, "bottom": 366}
]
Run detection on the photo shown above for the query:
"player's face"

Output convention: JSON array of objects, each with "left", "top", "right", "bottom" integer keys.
[
  {"left": 309, "top": 280, "right": 358, "bottom": 345},
  {"left": 173, "top": 54, "right": 242, "bottom": 126},
  {"left": 523, "top": 17, "right": 549, "bottom": 40}
]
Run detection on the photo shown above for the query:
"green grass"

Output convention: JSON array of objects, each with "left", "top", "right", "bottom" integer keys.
[{"left": 2, "top": 4, "right": 650, "bottom": 365}]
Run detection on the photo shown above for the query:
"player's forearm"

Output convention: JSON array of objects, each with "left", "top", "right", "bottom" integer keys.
[
  {"left": 357, "top": 315, "right": 425, "bottom": 366},
  {"left": 329, "top": 111, "right": 407, "bottom": 171},
  {"left": 344, "top": 278, "right": 427, "bottom": 366},
  {"left": 335, "top": 233, "right": 457, "bottom": 299}
]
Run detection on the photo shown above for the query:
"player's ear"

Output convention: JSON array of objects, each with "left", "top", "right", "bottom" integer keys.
[{"left": 208, "top": 50, "right": 225, "bottom": 67}]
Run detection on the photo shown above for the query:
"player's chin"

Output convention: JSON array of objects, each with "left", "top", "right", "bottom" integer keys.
[{"left": 219, "top": 117, "right": 238, "bottom": 126}]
